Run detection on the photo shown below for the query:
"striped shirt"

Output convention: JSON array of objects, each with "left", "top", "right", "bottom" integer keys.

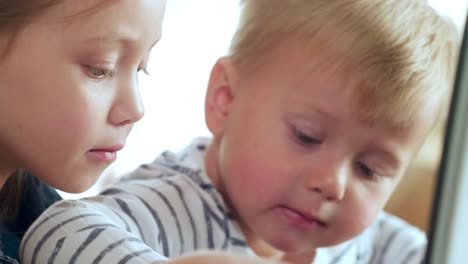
[{"left": 20, "top": 138, "right": 427, "bottom": 264}]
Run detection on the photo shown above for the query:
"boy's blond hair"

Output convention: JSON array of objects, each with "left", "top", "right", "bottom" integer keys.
[{"left": 229, "top": 0, "right": 459, "bottom": 127}]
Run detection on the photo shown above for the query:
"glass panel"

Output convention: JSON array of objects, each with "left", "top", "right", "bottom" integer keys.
[{"left": 425, "top": 11, "right": 468, "bottom": 263}]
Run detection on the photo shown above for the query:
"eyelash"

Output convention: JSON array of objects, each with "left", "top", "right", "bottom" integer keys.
[
  {"left": 85, "top": 66, "right": 149, "bottom": 80},
  {"left": 290, "top": 124, "right": 385, "bottom": 181},
  {"left": 138, "top": 67, "right": 150, "bottom": 75},
  {"left": 85, "top": 66, "right": 113, "bottom": 79},
  {"left": 356, "top": 162, "right": 379, "bottom": 181},
  {"left": 293, "top": 127, "right": 322, "bottom": 146}
]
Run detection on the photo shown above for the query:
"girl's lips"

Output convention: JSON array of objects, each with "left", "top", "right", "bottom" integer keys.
[
  {"left": 87, "top": 145, "right": 123, "bottom": 163},
  {"left": 90, "top": 145, "right": 124, "bottom": 152},
  {"left": 87, "top": 150, "right": 117, "bottom": 163}
]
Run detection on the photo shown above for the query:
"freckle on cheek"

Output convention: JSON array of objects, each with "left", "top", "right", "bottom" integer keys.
[{"left": 16, "top": 123, "right": 23, "bottom": 133}]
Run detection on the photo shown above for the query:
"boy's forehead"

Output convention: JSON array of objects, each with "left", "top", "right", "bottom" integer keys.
[
  {"left": 240, "top": 36, "right": 441, "bottom": 131},
  {"left": 300, "top": 39, "right": 441, "bottom": 130}
]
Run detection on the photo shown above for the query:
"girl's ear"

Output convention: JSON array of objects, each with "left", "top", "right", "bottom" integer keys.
[{"left": 204, "top": 57, "right": 237, "bottom": 137}]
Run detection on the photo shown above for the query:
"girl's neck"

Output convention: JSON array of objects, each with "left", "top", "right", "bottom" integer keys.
[{"left": 0, "top": 167, "right": 14, "bottom": 190}]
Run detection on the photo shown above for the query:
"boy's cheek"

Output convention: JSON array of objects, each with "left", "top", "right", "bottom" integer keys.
[
  {"left": 342, "top": 185, "right": 390, "bottom": 224},
  {"left": 335, "top": 198, "right": 381, "bottom": 238},
  {"left": 379, "top": 174, "right": 405, "bottom": 204},
  {"left": 226, "top": 154, "right": 290, "bottom": 197}
]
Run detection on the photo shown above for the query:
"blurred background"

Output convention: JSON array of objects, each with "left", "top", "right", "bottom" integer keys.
[{"left": 60, "top": 0, "right": 468, "bottom": 234}]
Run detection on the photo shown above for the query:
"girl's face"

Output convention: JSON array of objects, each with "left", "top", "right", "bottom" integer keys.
[{"left": 0, "top": 0, "right": 165, "bottom": 192}]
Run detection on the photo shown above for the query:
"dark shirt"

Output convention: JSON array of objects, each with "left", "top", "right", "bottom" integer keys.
[{"left": 0, "top": 173, "right": 61, "bottom": 263}]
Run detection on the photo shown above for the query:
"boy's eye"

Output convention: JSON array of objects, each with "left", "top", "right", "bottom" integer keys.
[
  {"left": 85, "top": 66, "right": 113, "bottom": 79},
  {"left": 293, "top": 127, "right": 322, "bottom": 145},
  {"left": 356, "top": 162, "right": 378, "bottom": 181}
]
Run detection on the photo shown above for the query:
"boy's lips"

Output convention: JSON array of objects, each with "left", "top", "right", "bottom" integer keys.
[{"left": 279, "top": 205, "right": 327, "bottom": 229}]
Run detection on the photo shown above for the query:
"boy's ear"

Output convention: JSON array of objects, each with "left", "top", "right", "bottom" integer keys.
[{"left": 205, "top": 57, "right": 237, "bottom": 137}]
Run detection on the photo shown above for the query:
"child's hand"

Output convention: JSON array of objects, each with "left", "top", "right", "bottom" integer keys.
[{"left": 165, "top": 250, "right": 287, "bottom": 264}]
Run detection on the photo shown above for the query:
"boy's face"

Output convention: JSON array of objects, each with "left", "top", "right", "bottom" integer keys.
[
  {"left": 0, "top": 0, "right": 165, "bottom": 192},
  {"left": 205, "top": 39, "right": 437, "bottom": 253}
]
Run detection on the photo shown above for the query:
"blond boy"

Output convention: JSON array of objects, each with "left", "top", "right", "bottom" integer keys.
[{"left": 21, "top": 0, "right": 458, "bottom": 263}]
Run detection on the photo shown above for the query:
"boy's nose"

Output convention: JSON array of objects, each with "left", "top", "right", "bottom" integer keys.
[{"left": 305, "top": 161, "right": 348, "bottom": 202}]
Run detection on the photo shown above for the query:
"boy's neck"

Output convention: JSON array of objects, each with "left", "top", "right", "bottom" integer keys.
[
  {"left": 242, "top": 220, "right": 316, "bottom": 264},
  {"left": 281, "top": 250, "right": 317, "bottom": 264},
  {"left": 203, "top": 138, "right": 223, "bottom": 192},
  {"left": 243, "top": 226, "right": 283, "bottom": 259}
]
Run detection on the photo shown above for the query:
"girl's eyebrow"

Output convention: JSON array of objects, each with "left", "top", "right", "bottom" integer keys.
[{"left": 84, "top": 32, "right": 160, "bottom": 51}]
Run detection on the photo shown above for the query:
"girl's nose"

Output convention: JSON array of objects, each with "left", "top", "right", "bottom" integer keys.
[{"left": 108, "top": 75, "right": 145, "bottom": 126}]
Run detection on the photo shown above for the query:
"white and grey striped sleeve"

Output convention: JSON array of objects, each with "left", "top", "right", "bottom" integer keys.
[
  {"left": 367, "top": 212, "right": 427, "bottom": 264},
  {"left": 20, "top": 190, "right": 169, "bottom": 264}
]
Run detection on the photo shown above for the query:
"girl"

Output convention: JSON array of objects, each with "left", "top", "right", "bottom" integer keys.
[{"left": 0, "top": 0, "right": 166, "bottom": 262}]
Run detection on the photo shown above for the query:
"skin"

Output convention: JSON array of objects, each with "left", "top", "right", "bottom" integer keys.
[
  {"left": 0, "top": 2, "right": 280, "bottom": 264},
  {"left": 168, "top": 251, "right": 286, "bottom": 264},
  {"left": 0, "top": 0, "right": 166, "bottom": 192},
  {"left": 203, "top": 38, "right": 438, "bottom": 262}
]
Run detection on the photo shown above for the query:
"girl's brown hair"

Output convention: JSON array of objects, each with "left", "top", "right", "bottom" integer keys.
[
  {"left": 0, "top": 0, "right": 112, "bottom": 223},
  {"left": 0, "top": 0, "right": 65, "bottom": 223},
  {"left": 0, "top": 0, "right": 65, "bottom": 58},
  {"left": 0, "top": 170, "right": 29, "bottom": 224}
]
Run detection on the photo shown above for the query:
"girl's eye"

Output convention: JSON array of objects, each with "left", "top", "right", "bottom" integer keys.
[
  {"left": 293, "top": 127, "right": 322, "bottom": 145},
  {"left": 85, "top": 66, "right": 113, "bottom": 79},
  {"left": 137, "top": 67, "right": 150, "bottom": 75},
  {"left": 357, "top": 162, "right": 378, "bottom": 181}
]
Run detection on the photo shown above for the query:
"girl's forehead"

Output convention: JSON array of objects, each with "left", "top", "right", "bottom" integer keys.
[{"left": 41, "top": 0, "right": 164, "bottom": 47}]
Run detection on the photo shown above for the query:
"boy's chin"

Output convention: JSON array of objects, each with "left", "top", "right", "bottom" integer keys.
[{"left": 260, "top": 232, "right": 318, "bottom": 255}]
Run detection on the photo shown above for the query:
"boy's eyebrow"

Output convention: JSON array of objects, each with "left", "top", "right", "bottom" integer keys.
[
  {"left": 295, "top": 105, "right": 339, "bottom": 122},
  {"left": 370, "top": 147, "right": 402, "bottom": 169}
]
